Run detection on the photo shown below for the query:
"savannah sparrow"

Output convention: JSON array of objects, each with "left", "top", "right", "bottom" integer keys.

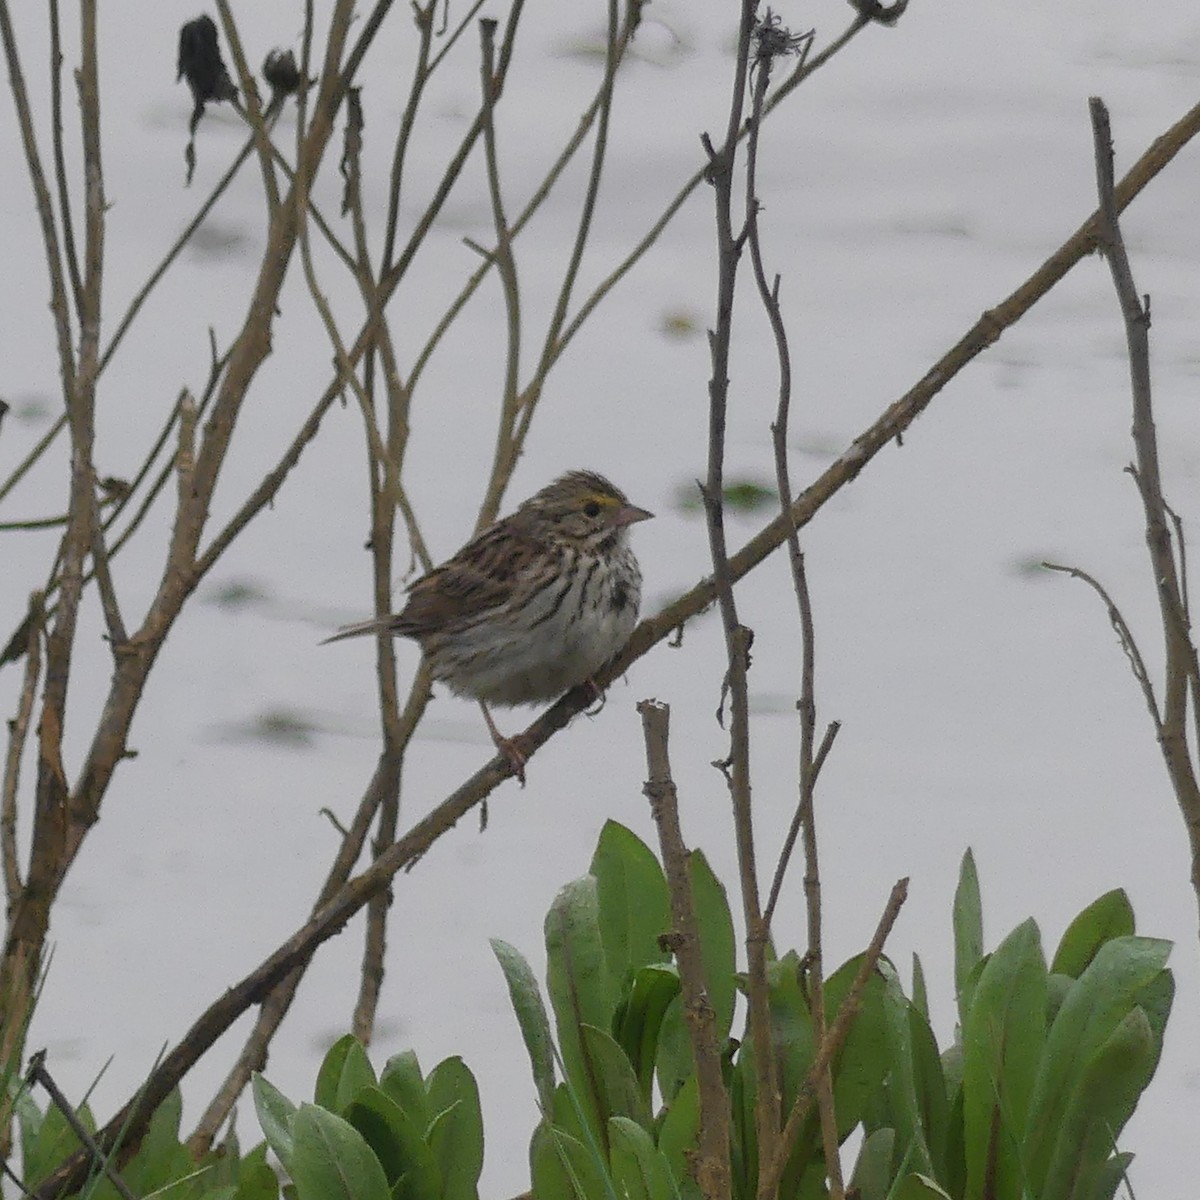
[{"left": 326, "top": 470, "right": 653, "bottom": 777}]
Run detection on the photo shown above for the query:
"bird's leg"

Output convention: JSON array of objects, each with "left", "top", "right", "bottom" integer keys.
[
  {"left": 480, "top": 702, "right": 529, "bottom": 785},
  {"left": 582, "top": 677, "right": 606, "bottom": 716}
]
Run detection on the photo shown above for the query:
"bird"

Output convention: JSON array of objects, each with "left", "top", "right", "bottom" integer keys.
[{"left": 325, "top": 470, "right": 653, "bottom": 779}]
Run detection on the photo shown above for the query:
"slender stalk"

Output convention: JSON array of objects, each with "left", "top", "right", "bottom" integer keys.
[
  {"left": 477, "top": 18, "right": 523, "bottom": 526},
  {"left": 702, "top": 5, "right": 782, "bottom": 1188}
]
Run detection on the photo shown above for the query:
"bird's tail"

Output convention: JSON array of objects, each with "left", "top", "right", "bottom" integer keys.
[{"left": 321, "top": 616, "right": 395, "bottom": 645}]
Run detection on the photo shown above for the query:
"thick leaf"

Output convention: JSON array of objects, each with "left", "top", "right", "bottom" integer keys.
[
  {"left": 1133, "top": 968, "right": 1174, "bottom": 1076},
  {"left": 962, "top": 918, "right": 1046, "bottom": 1200},
  {"left": 545, "top": 876, "right": 614, "bottom": 1143},
  {"left": 590, "top": 821, "right": 671, "bottom": 990},
  {"left": 893, "top": 1174, "right": 954, "bottom": 1199},
  {"left": 492, "top": 938, "right": 557, "bottom": 1115},
  {"left": 343, "top": 1086, "right": 435, "bottom": 1194},
  {"left": 379, "top": 1051, "right": 431, "bottom": 1130},
  {"left": 120, "top": 1088, "right": 191, "bottom": 1196},
  {"left": 823, "top": 955, "right": 894, "bottom": 1138},
  {"left": 1050, "top": 890, "right": 1135, "bottom": 979},
  {"left": 1039, "top": 1008, "right": 1155, "bottom": 1200},
  {"left": 908, "top": 1003, "right": 949, "bottom": 1176},
  {"left": 608, "top": 1117, "right": 677, "bottom": 1200},
  {"left": 252, "top": 1073, "right": 298, "bottom": 1172},
  {"left": 939, "top": 1082, "right": 966, "bottom": 1200},
  {"left": 613, "top": 964, "right": 680, "bottom": 1102},
  {"left": 1090, "top": 1151, "right": 1135, "bottom": 1200},
  {"left": 315, "top": 1036, "right": 377, "bottom": 1115},
  {"left": 688, "top": 852, "right": 736, "bottom": 1044},
  {"left": 426, "top": 1057, "right": 484, "bottom": 1200},
  {"left": 290, "top": 1104, "right": 391, "bottom": 1200},
  {"left": 234, "top": 1157, "right": 282, "bottom": 1200},
  {"left": 911, "top": 953, "right": 929, "bottom": 1023},
  {"left": 530, "top": 1122, "right": 613, "bottom": 1200},
  {"left": 953, "top": 850, "right": 984, "bottom": 1029},
  {"left": 1045, "top": 973, "right": 1072, "bottom": 1027},
  {"left": 654, "top": 855, "right": 736, "bottom": 1105},
  {"left": 874, "top": 960, "right": 934, "bottom": 1179},
  {"left": 1024, "top": 936, "right": 1171, "bottom": 1193},
  {"left": 849, "top": 1127, "right": 896, "bottom": 1200},
  {"left": 656, "top": 1076, "right": 700, "bottom": 1198},
  {"left": 729, "top": 1040, "right": 759, "bottom": 1196},
  {"left": 581, "top": 1024, "right": 652, "bottom": 1131},
  {"left": 653, "top": 1000, "right": 693, "bottom": 1106}
]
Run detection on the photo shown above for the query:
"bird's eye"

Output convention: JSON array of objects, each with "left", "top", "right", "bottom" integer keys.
[{"left": 583, "top": 499, "right": 602, "bottom": 518}]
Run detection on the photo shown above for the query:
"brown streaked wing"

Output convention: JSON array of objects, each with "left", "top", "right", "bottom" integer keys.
[{"left": 393, "top": 516, "right": 541, "bottom": 636}]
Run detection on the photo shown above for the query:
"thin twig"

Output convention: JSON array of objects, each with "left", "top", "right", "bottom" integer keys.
[
  {"left": 764, "top": 721, "right": 840, "bottom": 927},
  {"left": 477, "top": 17, "right": 523, "bottom": 526},
  {"left": 743, "top": 30, "right": 842, "bottom": 1187},
  {"left": 702, "top": 4, "right": 781, "bottom": 1188},
  {"left": 638, "top": 701, "right": 731, "bottom": 1200},
  {"left": 2, "top": 596, "right": 42, "bottom": 904},
  {"left": 503, "top": 0, "right": 623, "bottom": 488},
  {"left": 1041, "top": 562, "right": 1160, "bottom": 726},
  {"left": 26, "top": 1052, "right": 137, "bottom": 1200},
  {"left": 215, "top": 2, "right": 280, "bottom": 213},
  {"left": 0, "top": 0, "right": 76, "bottom": 394},
  {"left": 1087, "top": 96, "right": 1200, "bottom": 928},
  {"left": 47, "top": 0, "right": 82, "bottom": 317},
  {"left": 757, "top": 878, "right": 909, "bottom": 1197}
]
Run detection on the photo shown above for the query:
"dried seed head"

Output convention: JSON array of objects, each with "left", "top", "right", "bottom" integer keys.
[
  {"left": 263, "top": 48, "right": 302, "bottom": 97},
  {"left": 177, "top": 15, "right": 237, "bottom": 107}
]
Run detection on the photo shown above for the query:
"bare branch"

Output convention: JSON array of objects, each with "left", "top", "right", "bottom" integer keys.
[
  {"left": 638, "top": 700, "right": 731, "bottom": 1200},
  {"left": 2, "top": 595, "right": 42, "bottom": 904},
  {"left": 1087, "top": 96, "right": 1200, "bottom": 926}
]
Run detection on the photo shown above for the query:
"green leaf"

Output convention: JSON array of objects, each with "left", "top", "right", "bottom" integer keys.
[
  {"left": 426, "top": 1057, "right": 484, "bottom": 1200},
  {"left": 653, "top": 855, "right": 735, "bottom": 1107},
  {"left": 252, "top": 1074, "right": 298, "bottom": 1172},
  {"left": 961, "top": 918, "right": 1046, "bottom": 1200},
  {"left": 911, "top": 953, "right": 929, "bottom": 1023},
  {"left": 14, "top": 1082, "right": 43, "bottom": 1179},
  {"left": 341, "top": 1087, "right": 410, "bottom": 1188},
  {"left": 379, "top": 1051, "right": 431, "bottom": 1130},
  {"left": 590, "top": 821, "right": 671, "bottom": 991},
  {"left": 688, "top": 851, "right": 736, "bottom": 1044},
  {"left": 893, "top": 1174, "right": 954, "bottom": 1199},
  {"left": 234, "top": 1157, "right": 282, "bottom": 1200},
  {"left": 492, "top": 938, "right": 557, "bottom": 1116},
  {"left": 849, "top": 1127, "right": 896, "bottom": 1200},
  {"left": 120, "top": 1089, "right": 191, "bottom": 1196},
  {"left": 1039, "top": 1008, "right": 1155, "bottom": 1200},
  {"left": 823, "top": 955, "right": 894, "bottom": 1139},
  {"left": 315, "top": 1036, "right": 377, "bottom": 1114},
  {"left": 530, "top": 1122, "right": 613, "bottom": 1200},
  {"left": 609, "top": 1117, "right": 678, "bottom": 1200},
  {"left": 906, "top": 1002, "right": 949, "bottom": 1180},
  {"left": 1024, "top": 936, "right": 1172, "bottom": 1194},
  {"left": 1090, "top": 1151, "right": 1135, "bottom": 1200},
  {"left": 875, "top": 959, "right": 943, "bottom": 1182},
  {"left": 580, "top": 1024, "right": 652, "bottom": 1131},
  {"left": 1050, "top": 890, "right": 1135, "bottom": 979},
  {"left": 656, "top": 1076, "right": 700, "bottom": 1198},
  {"left": 290, "top": 1104, "right": 391, "bottom": 1200},
  {"left": 953, "top": 850, "right": 983, "bottom": 1029},
  {"left": 613, "top": 964, "right": 680, "bottom": 1102},
  {"left": 545, "top": 876, "right": 614, "bottom": 1144}
]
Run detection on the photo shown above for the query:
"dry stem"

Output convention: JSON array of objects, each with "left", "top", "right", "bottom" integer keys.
[{"left": 638, "top": 700, "right": 731, "bottom": 1200}]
